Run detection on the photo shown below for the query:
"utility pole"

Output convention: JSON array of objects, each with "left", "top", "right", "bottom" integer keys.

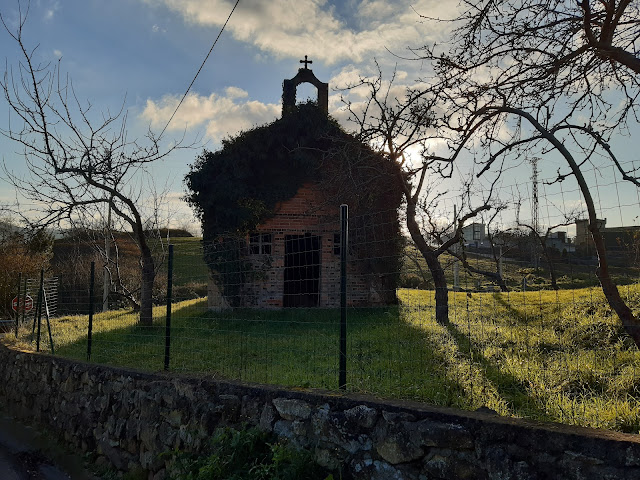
[{"left": 529, "top": 157, "right": 540, "bottom": 270}]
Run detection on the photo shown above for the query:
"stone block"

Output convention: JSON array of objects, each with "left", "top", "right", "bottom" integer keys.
[
  {"left": 625, "top": 445, "right": 640, "bottom": 467},
  {"left": 158, "top": 421, "right": 177, "bottom": 447},
  {"left": 241, "top": 395, "right": 261, "bottom": 424},
  {"left": 422, "top": 449, "right": 483, "bottom": 480},
  {"left": 217, "top": 394, "right": 240, "bottom": 423},
  {"left": 259, "top": 403, "right": 276, "bottom": 431},
  {"left": 344, "top": 404, "right": 378, "bottom": 429},
  {"left": 413, "top": 419, "right": 474, "bottom": 450},
  {"left": 166, "top": 409, "right": 183, "bottom": 428},
  {"left": 350, "top": 456, "right": 410, "bottom": 480},
  {"left": 312, "top": 407, "right": 372, "bottom": 454},
  {"left": 376, "top": 436, "right": 424, "bottom": 465},
  {"left": 273, "top": 397, "right": 312, "bottom": 420},
  {"left": 140, "top": 423, "right": 160, "bottom": 451},
  {"left": 315, "top": 446, "right": 346, "bottom": 470}
]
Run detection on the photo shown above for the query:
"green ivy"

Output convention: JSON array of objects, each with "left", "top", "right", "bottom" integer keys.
[
  {"left": 185, "top": 103, "right": 327, "bottom": 235},
  {"left": 165, "top": 426, "right": 334, "bottom": 480},
  {"left": 184, "top": 102, "right": 404, "bottom": 302}
]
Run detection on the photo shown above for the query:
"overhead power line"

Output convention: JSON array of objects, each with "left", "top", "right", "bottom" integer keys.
[{"left": 158, "top": 0, "right": 241, "bottom": 140}]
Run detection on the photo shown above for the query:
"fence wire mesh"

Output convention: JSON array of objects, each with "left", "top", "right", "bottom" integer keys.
[{"left": 2, "top": 203, "right": 640, "bottom": 434}]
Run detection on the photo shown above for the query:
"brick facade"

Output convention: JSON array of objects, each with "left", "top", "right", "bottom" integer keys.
[
  {"left": 200, "top": 68, "right": 402, "bottom": 311},
  {"left": 208, "top": 182, "right": 394, "bottom": 309}
]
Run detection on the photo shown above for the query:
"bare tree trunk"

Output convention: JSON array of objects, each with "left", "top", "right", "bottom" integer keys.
[
  {"left": 457, "top": 257, "right": 509, "bottom": 292},
  {"left": 590, "top": 222, "right": 640, "bottom": 345},
  {"left": 496, "top": 106, "right": 640, "bottom": 348},
  {"left": 488, "top": 239, "right": 509, "bottom": 292},
  {"left": 426, "top": 252, "right": 449, "bottom": 325},
  {"left": 541, "top": 243, "right": 559, "bottom": 291},
  {"left": 451, "top": 237, "right": 509, "bottom": 292},
  {"left": 406, "top": 202, "right": 449, "bottom": 324}
]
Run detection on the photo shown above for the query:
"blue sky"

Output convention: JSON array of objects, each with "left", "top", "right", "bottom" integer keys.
[
  {"left": 0, "top": 0, "right": 454, "bottom": 232},
  {"left": 1, "top": 0, "right": 639, "bottom": 234}
]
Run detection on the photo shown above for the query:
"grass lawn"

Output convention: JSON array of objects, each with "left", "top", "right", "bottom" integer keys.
[
  {"left": 3, "top": 285, "right": 640, "bottom": 433},
  {"left": 170, "top": 237, "right": 209, "bottom": 287},
  {"left": 402, "top": 245, "right": 640, "bottom": 291}
]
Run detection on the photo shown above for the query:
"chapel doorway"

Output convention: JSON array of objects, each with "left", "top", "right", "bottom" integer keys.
[{"left": 283, "top": 234, "right": 320, "bottom": 307}]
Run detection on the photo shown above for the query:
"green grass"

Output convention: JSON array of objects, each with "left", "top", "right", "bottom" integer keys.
[
  {"left": 170, "top": 237, "right": 209, "bottom": 287},
  {"left": 165, "top": 426, "right": 331, "bottom": 480},
  {"left": 401, "top": 245, "right": 640, "bottom": 291},
  {"left": 3, "top": 285, "right": 640, "bottom": 433}
]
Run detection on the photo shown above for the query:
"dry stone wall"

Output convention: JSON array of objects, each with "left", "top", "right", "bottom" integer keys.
[{"left": 1, "top": 345, "right": 640, "bottom": 479}]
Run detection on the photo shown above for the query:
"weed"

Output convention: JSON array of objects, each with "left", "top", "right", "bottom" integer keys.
[{"left": 165, "top": 426, "right": 332, "bottom": 480}]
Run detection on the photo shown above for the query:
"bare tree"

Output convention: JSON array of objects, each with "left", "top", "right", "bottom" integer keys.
[
  {"left": 450, "top": 206, "right": 510, "bottom": 292},
  {"left": 417, "top": 0, "right": 640, "bottom": 130},
  {"left": 61, "top": 216, "right": 169, "bottom": 313},
  {"left": 0, "top": 4, "right": 182, "bottom": 325},
  {"left": 343, "top": 69, "right": 500, "bottom": 323},
  {"left": 410, "top": 0, "right": 640, "bottom": 345},
  {"left": 515, "top": 201, "right": 581, "bottom": 290}
]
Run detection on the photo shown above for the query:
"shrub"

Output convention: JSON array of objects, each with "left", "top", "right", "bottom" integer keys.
[{"left": 166, "top": 426, "right": 333, "bottom": 480}]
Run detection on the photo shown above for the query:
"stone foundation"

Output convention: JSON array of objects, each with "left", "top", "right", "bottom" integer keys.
[{"left": 1, "top": 345, "right": 639, "bottom": 479}]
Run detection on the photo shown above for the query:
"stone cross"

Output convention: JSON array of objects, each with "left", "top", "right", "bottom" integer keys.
[{"left": 300, "top": 55, "right": 312, "bottom": 69}]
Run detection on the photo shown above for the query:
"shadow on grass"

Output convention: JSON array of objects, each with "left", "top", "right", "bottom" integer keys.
[
  {"left": 346, "top": 306, "right": 468, "bottom": 406},
  {"left": 25, "top": 287, "right": 640, "bottom": 431},
  {"left": 491, "top": 291, "right": 541, "bottom": 326},
  {"left": 443, "top": 319, "right": 551, "bottom": 420},
  {"left": 30, "top": 291, "right": 579, "bottom": 421},
  {"left": 46, "top": 299, "right": 467, "bottom": 407}
]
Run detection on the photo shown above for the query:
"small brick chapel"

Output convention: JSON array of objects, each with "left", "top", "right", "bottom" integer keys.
[{"left": 186, "top": 58, "right": 403, "bottom": 309}]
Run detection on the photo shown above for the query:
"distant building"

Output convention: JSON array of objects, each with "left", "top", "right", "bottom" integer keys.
[
  {"left": 575, "top": 218, "right": 606, "bottom": 252},
  {"left": 602, "top": 226, "right": 640, "bottom": 251},
  {"left": 547, "top": 231, "right": 574, "bottom": 253},
  {"left": 575, "top": 218, "right": 640, "bottom": 254},
  {"left": 462, "top": 222, "right": 486, "bottom": 246}
]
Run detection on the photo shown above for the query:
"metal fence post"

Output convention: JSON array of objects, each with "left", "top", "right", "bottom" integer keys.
[
  {"left": 164, "top": 245, "right": 174, "bottom": 371},
  {"left": 15, "top": 272, "right": 22, "bottom": 338},
  {"left": 44, "top": 287, "right": 55, "bottom": 355},
  {"left": 21, "top": 277, "right": 27, "bottom": 334},
  {"left": 88, "top": 262, "right": 95, "bottom": 361},
  {"left": 35, "top": 269, "right": 44, "bottom": 352},
  {"left": 339, "top": 204, "right": 348, "bottom": 390}
]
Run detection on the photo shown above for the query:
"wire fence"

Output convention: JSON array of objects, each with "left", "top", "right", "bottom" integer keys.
[{"left": 2, "top": 205, "right": 640, "bottom": 434}]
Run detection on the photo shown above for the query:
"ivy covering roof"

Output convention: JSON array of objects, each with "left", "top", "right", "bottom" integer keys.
[{"left": 185, "top": 102, "right": 403, "bottom": 238}]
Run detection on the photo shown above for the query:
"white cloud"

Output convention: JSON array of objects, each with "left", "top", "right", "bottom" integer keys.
[
  {"left": 43, "top": 1, "right": 60, "bottom": 21},
  {"left": 329, "top": 64, "right": 369, "bottom": 90},
  {"left": 358, "top": 0, "right": 399, "bottom": 21},
  {"left": 139, "top": 0, "right": 457, "bottom": 64},
  {"left": 141, "top": 89, "right": 279, "bottom": 141},
  {"left": 224, "top": 86, "right": 249, "bottom": 99}
]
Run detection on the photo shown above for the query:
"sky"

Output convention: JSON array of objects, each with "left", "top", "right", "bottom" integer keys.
[{"left": 0, "top": 0, "right": 639, "bottom": 236}]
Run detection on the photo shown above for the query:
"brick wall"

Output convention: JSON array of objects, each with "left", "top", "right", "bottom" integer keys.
[{"left": 209, "top": 183, "right": 394, "bottom": 309}]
